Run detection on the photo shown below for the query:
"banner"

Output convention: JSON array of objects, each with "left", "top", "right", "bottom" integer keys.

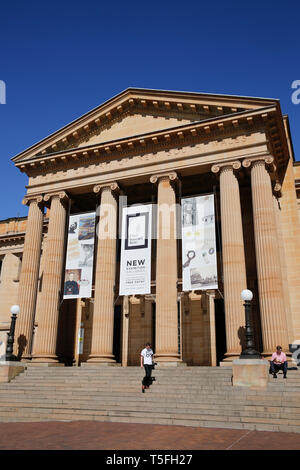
[
  {"left": 119, "top": 205, "right": 152, "bottom": 295},
  {"left": 181, "top": 194, "right": 218, "bottom": 291},
  {"left": 63, "top": 212, "right": 96, "bottom": 299}
]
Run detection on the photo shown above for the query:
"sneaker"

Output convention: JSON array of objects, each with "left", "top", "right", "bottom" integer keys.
[
  {"left": 283, "top": 374, "right": 287, "bottom": 379},
  {"left": 273, "top": 373, "right": 277, "bottom": 378}
]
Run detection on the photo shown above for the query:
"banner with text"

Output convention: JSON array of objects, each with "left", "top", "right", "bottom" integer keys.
[
  {"left": 63, "top": 212, "right": 96, "bottom": 299},
  {"left": 119, "top": 204, "right": 152, "bottom": 296},
  {"left": 181, "top": 194, "right": 218, "bottom": 291}
]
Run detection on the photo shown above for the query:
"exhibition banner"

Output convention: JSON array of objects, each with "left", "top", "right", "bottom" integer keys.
[
  {"left": 181, "top": 194, "right": 218, "bottom": 291},
  {"left": 119, "top": 204, "right": 152, "bottom": 296},
  {"left": 63, "top": 211, "right": 96, "bottom": 299}
]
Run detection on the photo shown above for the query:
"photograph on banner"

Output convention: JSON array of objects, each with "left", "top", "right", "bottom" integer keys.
[
  {"left": 63, "top": 212, "right": 96, "bottom": 299},
  {"left": 119, "top": 204, "right": 152, "bottom": 296},
  {"left": 181, "top": 194, "right": 218, "bottom": 291}
]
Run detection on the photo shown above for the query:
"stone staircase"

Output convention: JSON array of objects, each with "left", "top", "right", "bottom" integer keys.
[{"left": 0, "top": 365, "right": 300, "bottom": 432}]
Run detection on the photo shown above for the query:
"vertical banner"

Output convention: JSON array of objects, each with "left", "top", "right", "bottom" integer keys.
[
  {"left": 63, "top": 212, "right": 96, "bottom": 299},
  {"left": 181, "top": 194, "right": 218, "bottom": 291},
  {"left": 119, "top": 204, "right": 152, "bottom": 295}
]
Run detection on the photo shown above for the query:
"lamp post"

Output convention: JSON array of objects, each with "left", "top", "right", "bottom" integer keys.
[
  {"left": 5, "top": 305, "right": 20, "bottom": 362},
  {"left": 240, "top": 290, "right": 261, "bottom": 359}
]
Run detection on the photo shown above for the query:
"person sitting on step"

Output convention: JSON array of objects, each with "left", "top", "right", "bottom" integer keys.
[{"left": 270, "top": 346, "right": 288, "bottom": 379}]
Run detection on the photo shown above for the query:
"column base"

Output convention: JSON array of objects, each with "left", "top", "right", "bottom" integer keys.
[
  {"left": 81, "top": 362, "right": 121, "bottom": 367},
  {"left": 87, "top": 355, "right": 116, "bottom": 364},
  {"left": 156, "top": 361, "right": 186, "bottom": 367},
  {"left": 31, "top": 355, "right": 62, "bottom": 365},
  {"left": 27, "top": 362, "right": 65, "bottom": 367},
  {"left": 155, "top": 354, "right": 184, "bottom": 367},
  {"left": 219, "top": 354, "right": 241, "bottom": 366}
]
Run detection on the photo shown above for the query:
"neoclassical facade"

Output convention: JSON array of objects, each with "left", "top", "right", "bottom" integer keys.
[{"left": 1, "top": 88, "right": 300, "bottom": 366}]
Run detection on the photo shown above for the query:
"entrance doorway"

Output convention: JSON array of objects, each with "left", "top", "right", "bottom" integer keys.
[
  {"left": 215, "top": 298, "right": 226, "bottom": 365},
  {"left": 113, "top": 305, "right": 121, "bottom": 363}
]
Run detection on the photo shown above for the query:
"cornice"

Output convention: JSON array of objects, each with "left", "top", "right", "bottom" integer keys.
[{"left": 16, "top": 106, "right": 283, "bottom": 177}]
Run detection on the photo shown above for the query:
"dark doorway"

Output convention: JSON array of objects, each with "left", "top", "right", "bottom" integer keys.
[
  {"left": 215, "top": 298, "right": 226, "bottom": 366},
  {"left": 56, "top": 299, "right": 77, "bottom": 366},
  {"left": 113, "top": 305, "right": 121, "bottom": 363}
]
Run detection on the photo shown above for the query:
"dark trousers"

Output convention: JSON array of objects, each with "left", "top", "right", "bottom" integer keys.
[
  {"left": 270, "top": 361, "right": 288, "bottom": 375},
  {"left": 142, "top": 365, "right": 152, "bottom": 387}
]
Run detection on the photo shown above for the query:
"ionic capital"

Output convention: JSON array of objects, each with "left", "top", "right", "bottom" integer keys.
[
  {"left": 211, "top": 160, "right": 241, "bottom": 174},
  {"left": 93, "top": 182, "right": 119, "bottom": 195},
  {"left": 150, "top": 171, "right": 178, "bottom": 184},
  {"left": 242, "top": 155, "right": 275, "bottom": 170},
  {"left": 44, "top": 191, "right": 69, "bottom": 204},
  {"left": 22, "top": 194, "right": 44, "bottom": 206}
]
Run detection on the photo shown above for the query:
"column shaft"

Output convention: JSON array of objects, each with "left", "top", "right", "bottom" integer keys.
[
  {"left": 32, "top": 193, "right": 68, "bottom": 362},
  {"left": 155, "top": 176, "right": 180, "bottom": 363},
  {"left": 250, "top": 160, "right": 289, "bottom": 357},
  {"left": 15, "top": 197, "right": 44, "bottom": 359},
  {"left": 88, "top": 186, "right": 118, "bottom": 363},
  {"left": 219, "top": 166, "right": 247, "bottom": 360}
]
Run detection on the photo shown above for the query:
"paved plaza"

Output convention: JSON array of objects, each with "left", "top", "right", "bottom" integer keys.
[{"left": 0, "top": 421, "right": 299, "bottom": 450}]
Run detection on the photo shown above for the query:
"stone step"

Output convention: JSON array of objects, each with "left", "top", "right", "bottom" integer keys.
[
  {"left": 1, "top": 385, "right": 299, "bottom": 398},
  {"left": 1, "top": 392, "right": 300, "bottom": 412},
  {"left": 1, "top": 396, "right": 300, "bottom": 416},
  {"left": 2, "top": 365, "right": 300, "bottom": 433},
  {"left": 0, "top": 405, "right": 299, "bottom": 430},
  {"left": 12, "top": 378, "right": 300, "bottom": 387}
]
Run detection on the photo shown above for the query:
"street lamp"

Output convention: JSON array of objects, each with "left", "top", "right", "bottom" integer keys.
[
  {"left": 5, "top": 305, "right": 20, "bottom": 362},
  {"left": 240, "top": 290, "right": 261, "bottom": 359}
]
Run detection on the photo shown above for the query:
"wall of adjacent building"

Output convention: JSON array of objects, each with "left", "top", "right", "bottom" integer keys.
[{"left": 279, "top": 158, "right": 300, "bottom": 343}]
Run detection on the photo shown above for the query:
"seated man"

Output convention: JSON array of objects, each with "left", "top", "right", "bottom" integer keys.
[{"left": 270, "top": 346, "right": 288, "bottom": 379}]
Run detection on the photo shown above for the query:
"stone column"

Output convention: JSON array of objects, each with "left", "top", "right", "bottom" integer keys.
[
  {"left": 14, "top": 195, "right": 44, "bottom": 360},
  {"left": 121, "top": 296, "right": 129, "bottom": 367},
  {"left": 87, "top": 183, "right": 119, "bottom": 364},
  {"left": 150, "top": 172, "right": 180, "bottom": 364},
  {"left": 243, "top": 157, "right": 289, "bottom": 358},
  {"left": 32, "top": 192, "right": 69, "bottom": 363},
  {"left": 212, "top": 161, "right": 248, "bottom": 361}
]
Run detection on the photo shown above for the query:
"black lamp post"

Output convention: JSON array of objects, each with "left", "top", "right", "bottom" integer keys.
[
  {"left": 5, "top": 305, "right": 20, "bottom": 362},
  {"left": 240, "top": 290, "right": 261, "bottom": 359}
]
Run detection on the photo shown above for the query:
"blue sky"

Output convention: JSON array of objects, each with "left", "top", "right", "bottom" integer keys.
[{"left": 0, "top": 0, "right": 299, "bottom": 220}]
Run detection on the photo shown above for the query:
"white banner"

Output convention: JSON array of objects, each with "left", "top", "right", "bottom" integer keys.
[
  {"left": 181, "top": 194, "right": 218, "bottom": 291},
  {"left": 119, "top": 205, "right": 152, "bottom": 296},
  {"left": 63, "top": 212, "right": 96, "bottom": 299}
]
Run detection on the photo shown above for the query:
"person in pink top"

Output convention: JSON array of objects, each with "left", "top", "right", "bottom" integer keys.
[{"left": 270, "top": 346, "right": 287, "bottom": 378}]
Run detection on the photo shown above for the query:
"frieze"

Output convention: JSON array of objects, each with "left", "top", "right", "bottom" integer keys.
[{"left": 27, "top": 132, "right": 268, "bottom": 192}]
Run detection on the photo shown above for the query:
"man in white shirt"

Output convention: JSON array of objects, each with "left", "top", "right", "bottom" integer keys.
[{"left": 140, "top": 342, "right": 154, "bottom": 393}]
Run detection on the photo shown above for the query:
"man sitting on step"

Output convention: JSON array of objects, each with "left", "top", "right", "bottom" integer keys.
[{"left": 270, "top": 346, "right": 288, "bottom": 379}]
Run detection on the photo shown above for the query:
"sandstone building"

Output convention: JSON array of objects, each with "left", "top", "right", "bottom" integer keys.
[{"left": 0, "top": 88, "right": 300, "bottom": 367}]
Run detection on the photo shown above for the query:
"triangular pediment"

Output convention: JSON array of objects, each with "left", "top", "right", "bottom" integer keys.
[
  {"left": 75, "top": 111, "right": 197, "bottom": 149},
  {"left": 12, "top": 88, "right": 279, "bottom": 164}
]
